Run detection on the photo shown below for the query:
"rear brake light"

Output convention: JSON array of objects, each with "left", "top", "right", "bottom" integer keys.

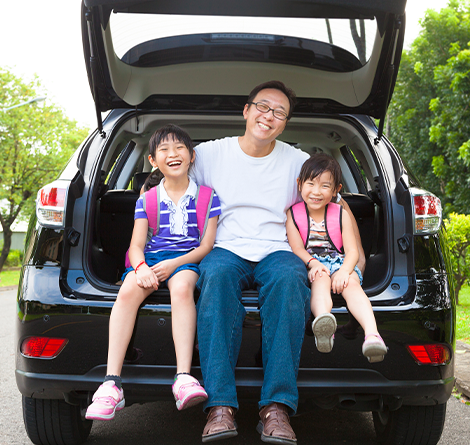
[
  {"left": 36, "top": 181, "right": 68, "bottom": 227},
  {"left": 410, "top": 188, "right": 442, "bottom": 235},
  {"left": 21, "top": 336, "right": 68, "bottom": 359},
  {"left": 407, "top": 344, "right": 450, "bottom": 365}
]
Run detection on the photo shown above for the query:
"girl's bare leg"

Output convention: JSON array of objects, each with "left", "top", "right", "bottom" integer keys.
[
  {"left": 310, "top": 273, "right": 333, "bottom": 317},
  {"left": 310, "top": 274, "right": 336, "bottom": 353},
  {"left": 167, "top": 270, "right": 199, "bottom": 374},
  {"left": 107, "top": 274, "right": 154, "bottom": 376},
  {"left": 341, "top": 273, "right": 378, "bottom": 336}
]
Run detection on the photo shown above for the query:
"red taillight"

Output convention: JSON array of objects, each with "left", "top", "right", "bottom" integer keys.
[
  {"left": 36, "top": 181, "right": 68, "bottom": 227},
  {"left": 21, "top": 337, "right": 68, "bottom": 359},
  {"left": 407, "top": 344, "right": 451, "bottom": 365},
  {"left": 39, "top": 186, "right": 66, "bottom": 207},
  {"left": 410, "top": 188, "right": 442, "bottom": 234},
  {"left": 414, "top": 195, "right": 439, "bottom": 216}
]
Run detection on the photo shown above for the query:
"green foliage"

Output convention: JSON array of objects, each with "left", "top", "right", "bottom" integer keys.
[
  {"left": 0, "top": 241, "right": 22, "bottom": 267},
  {"left": 460, "top": 282, "right": 470, "bottom": 305},
  {"left": 388, "top": 0, "right": 470, "bottom": 214},
  {"left": 0, "top": 67, "right": 89, "bottom": 271},
  {"left": 4, "top": 249, "right": 23, "bottom": 267},
  {"left": 456, "top": 284, "right": 470, "bottom": 340},
  {"left": 444, "top": 213, "right": 470, "bottom": 303}
]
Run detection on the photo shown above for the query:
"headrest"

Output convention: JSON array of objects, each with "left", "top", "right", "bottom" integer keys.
[{"left": 132, "top": 172, "right": 150, "bottom": 194}]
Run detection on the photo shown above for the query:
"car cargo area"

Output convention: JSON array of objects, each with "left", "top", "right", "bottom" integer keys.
[{"left": 86, "top": 112, "right": 392, "bottom": 297}]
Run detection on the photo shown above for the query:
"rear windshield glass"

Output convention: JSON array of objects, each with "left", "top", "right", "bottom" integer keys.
[{"left": 109, "top": 14, "right": 377, "bottom": 72}]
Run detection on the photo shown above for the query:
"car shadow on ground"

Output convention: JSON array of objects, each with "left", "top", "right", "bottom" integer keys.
[{"left": 87, "top": 400, "right": 376, "bottom": 444}]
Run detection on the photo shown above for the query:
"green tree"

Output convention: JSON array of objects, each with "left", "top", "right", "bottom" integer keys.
[
  {"left": 388, "top": 0, "right": 470, "bottom": 214},
  {"left": 444, "top": 213, "right": 470, "bottom": 303},
  {"left": 0, "top": 68, "right": 89, "bottom": 272},
  {"left": 429, "top": 41, "right": 470, "bottom": 210}
]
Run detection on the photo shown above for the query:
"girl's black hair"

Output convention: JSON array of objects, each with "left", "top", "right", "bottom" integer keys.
[
  {"left": 144, "top": 124, "right": 194, "bottom": 192},
  {"left": 142, "top": 169, "right": 164, "bottom": 192},
  {"left": 148, "top": 124, "right": 194, "bottom": 159},
  {"left": 298, "top": 153, "right": 342, "bottom": 191}
]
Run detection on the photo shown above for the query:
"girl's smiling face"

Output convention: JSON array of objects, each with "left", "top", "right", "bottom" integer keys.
[
  {"left": 299, "top": 170, "right": 338, "bottom": 214},
  {"left": 148, "top": 136, "right": 195, "bottom": 180}
]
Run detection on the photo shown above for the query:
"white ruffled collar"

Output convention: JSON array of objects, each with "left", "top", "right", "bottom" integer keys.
[
  {"left": 158, "top": 178, "right": 197, "bottom": 236},
  {"left": 158, "top": 177, "right": 197, "bottom": 202}
]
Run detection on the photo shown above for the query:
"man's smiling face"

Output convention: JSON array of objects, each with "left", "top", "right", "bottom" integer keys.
[{"left": 243, "top": 88, "right": 289, "bottom": 145}]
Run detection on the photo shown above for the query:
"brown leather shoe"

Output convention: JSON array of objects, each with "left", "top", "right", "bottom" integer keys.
[
  {"left": 202, "top": 406, "right": 238, "bottom": 443},
  {"left": 256, "top": 403, "right": 297, "bottom": 444}
]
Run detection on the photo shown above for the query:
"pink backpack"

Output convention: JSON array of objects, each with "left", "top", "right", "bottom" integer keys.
[
  {"left": 290, "top": 201, "right": 344, "bottom": 254},
  {"left": 125, "top": 185, "right": 214, "bottom": 268}
]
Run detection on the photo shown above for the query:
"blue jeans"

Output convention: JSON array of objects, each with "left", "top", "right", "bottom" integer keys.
[{"left": 196, "top": 247, "right": 310, "bottom": 414}]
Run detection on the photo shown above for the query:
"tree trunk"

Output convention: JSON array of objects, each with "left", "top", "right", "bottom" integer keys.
[
  {"left": 325, "top": 19, "right": 333, "bottom": 44},
  {"left": 0, "top": 225, "right": 13, "bottom": 273},
  {"left": 350, "top": 19, "right": 366, "bottom": 65}
]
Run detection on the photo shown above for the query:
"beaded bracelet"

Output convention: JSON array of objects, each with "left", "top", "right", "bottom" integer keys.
[{"left": 134, "top": 260, "right": 147, "bottom": 273}]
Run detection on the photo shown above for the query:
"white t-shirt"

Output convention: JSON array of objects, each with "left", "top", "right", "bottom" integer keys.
[{"left": 191, "top": 136, "right": 309, "bottom": 261}]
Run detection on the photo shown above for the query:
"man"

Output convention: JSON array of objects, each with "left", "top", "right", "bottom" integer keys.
[{"left": 191, "top": 80, "right": 363, "bottom": 444}]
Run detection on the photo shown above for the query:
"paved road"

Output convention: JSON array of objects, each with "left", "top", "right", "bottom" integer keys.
[{"left": 1, "top": 287, "right": 469, "bottom": 445}]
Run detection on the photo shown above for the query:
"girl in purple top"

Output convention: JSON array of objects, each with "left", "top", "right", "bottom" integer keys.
[{"left": 86, "top": 125, "right": 220, "bottom": 421}]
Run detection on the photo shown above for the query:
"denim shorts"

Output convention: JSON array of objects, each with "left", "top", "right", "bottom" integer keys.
[
  {"left": 121, "top": 250, "right": 200, "bottom": 282},
  {"left": 311, "top": 253, "right": 363, "bottom": 285}
]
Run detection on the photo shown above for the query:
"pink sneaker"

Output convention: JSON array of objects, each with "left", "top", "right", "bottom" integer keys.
[
  {"left": 85, "top": 380, "right": 125, "bottom": 420},
  {"left": 362, "top": 334, "right": 388, "bottom": 363},
  {"left": 172, "top": 374, "right": 208, "bottom": 411}
]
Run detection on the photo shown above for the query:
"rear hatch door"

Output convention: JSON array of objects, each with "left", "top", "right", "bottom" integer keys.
[{"left": 82, "top": 0, "right": 406, "bottom": 134}]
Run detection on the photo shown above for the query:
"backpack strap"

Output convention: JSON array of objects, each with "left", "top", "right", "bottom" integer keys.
[
  {"left": 195, "top": 185, "right": 214, "bottom": 240},
  {"left": 325, "top": 202, "right": 343, "bottom": 254},
  {"left": 290, "top": 201, "right": 310, "bottom": 247},
  {"left": 125, "top": 186, "right": 160, "bottom": 269},
  {"left": 143, "top": 185, "right": 160, "bottom": 237}
]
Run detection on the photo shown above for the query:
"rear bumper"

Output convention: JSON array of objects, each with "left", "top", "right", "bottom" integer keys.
[{"left": 16, "top": 365, "right": 454, "bottom": 410}]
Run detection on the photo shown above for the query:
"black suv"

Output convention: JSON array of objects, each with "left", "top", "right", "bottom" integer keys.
[{"left": 15, "top": 1, "right": 455, "bottom": 444}]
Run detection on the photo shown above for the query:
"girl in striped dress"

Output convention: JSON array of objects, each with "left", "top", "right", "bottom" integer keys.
[{"left": 286, "top": 153, "right": 386, "bottom": 363}]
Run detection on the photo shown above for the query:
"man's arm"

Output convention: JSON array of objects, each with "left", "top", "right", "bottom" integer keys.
[{"left": 190, "top": 144, "right": 205, "bottom": 185}]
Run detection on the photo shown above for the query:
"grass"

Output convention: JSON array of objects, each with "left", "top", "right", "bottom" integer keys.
[
  {"left": 457, "top": 286, "right": 470, "bottom": 342},
  {"left": 0, "top": 268, "right": 21, "bottom": 287}
]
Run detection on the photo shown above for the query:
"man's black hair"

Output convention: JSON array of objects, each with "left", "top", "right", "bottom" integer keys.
[{"left": 246, "top": 80, "right": 297, "bottom": 120}]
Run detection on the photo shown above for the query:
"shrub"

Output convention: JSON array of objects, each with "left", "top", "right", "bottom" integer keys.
[
  {"left": 4, "top": 249, "right": 24, "bottom": 267},
  {"left": 444, "top": 213, "right": 470, "bottom": 304}
]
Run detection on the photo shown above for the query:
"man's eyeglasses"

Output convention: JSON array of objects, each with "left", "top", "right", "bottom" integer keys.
[{"left": 247, "top": 102, "right": 288, "bottom": 121}]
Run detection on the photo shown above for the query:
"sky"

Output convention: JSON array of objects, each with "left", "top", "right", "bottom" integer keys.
[{"left": 0, "top": 1, "right": 450, "bottom": 130}]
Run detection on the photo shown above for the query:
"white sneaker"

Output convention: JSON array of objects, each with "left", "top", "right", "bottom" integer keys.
[{"left": 312, "top": 313, "right": 337, "bottom": 353}]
